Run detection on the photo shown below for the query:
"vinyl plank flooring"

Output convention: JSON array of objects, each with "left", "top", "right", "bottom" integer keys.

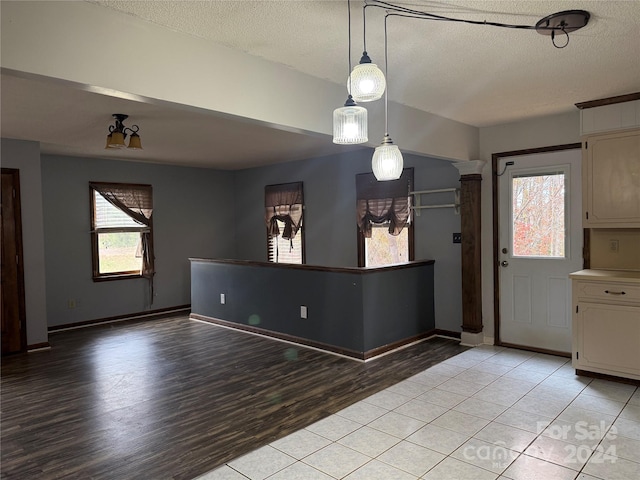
[{"left": 1, "top": 316, "right": 467, "bottom": 480}]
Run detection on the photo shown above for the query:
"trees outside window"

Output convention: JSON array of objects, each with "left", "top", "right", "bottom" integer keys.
[{"left": 512, "top": 173, "right": 565, "bottom": 258}]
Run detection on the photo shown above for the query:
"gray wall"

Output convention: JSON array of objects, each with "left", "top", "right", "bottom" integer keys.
[
  {"left": 191, "top": 259, "right": 435, "bottom": 354},
  {"left": 4, "top": 141, "right": 462, "bottom": 335},
  {"left": 234, "top": 149, "right": 463, "bottom": 333},
  {"left": 412, "top": 160, "right": 464, "bottom": 333},
  {"left": 1, "top": 139, "right": 49, "bottom": 345},
  {"left": 41, "top": 155, "right": 236, "bottom": 327},
  {"left": 234, "top": 149, "right": 370, "bottom": 266}
]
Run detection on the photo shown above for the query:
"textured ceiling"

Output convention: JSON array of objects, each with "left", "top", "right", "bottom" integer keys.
[
  {"left": 2, "top": 1, "right": 639, "bottom": 169},
  {"left": 92, "top": 0, "right": 640, "bottom": 127}
]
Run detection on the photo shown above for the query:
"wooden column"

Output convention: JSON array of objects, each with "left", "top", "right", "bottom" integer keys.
[{"left": 453, "top": 161, "right": 485, "bottom": 346}]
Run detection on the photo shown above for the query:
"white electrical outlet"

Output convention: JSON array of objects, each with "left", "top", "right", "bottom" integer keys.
[
  {"left": 220, "top": 293, "right": 226, "bottom": 304},
  {"left": 300, "top": 305, "right": 307, "bottom": 319},
  {"left": 609, "top": 240, "right": 619, "bottom": 253}
]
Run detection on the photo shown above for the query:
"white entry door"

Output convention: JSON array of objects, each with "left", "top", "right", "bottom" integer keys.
[{"left": 498, "top": 148, "right": 583, "bottom": 353}]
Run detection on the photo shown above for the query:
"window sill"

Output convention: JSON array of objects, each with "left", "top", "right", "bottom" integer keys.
[{"left": 93, "top": 273, "right": 144, "bottom": 282}]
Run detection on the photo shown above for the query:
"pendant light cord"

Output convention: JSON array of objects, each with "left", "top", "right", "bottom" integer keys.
[
  {"left": 362, "top": 3, "right": 368, "bottom": 54},
  {"left": 364, "top": 1, "right": 586, "bottom": 49},
  {"left": 369, "top": 0, "right": 539, "bottom": 30},
  {"left": 384, "top": 13, "right": 389, "bottom": 136},
  {"left": 348, "top": 0, "right": 352, "bottom": 92}
]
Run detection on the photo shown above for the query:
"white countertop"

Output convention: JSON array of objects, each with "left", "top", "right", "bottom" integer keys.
[{"left": 570, "top": 269, "right": 640, "bottom": 283}]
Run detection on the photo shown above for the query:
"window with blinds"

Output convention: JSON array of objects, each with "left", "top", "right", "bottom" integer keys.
[
  {"left": 268, "top": 217, "right": 303, "bottom": 264},
  {"left": 265, "top": 182, "right": 304, "bottom": 264},
  {"left": 90, "top": 182, "right": 153, "bottom": 280}
]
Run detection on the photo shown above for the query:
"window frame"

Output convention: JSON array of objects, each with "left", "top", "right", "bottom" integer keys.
[
  {"left": 356, "top": 168, "right": 415, "bottom": 267},
  {"left": 265, "top": 182, "right": 305, "bottom": 265},
  {"left": 357, "top": 220, "right": 414, "bottom": 267},
  {"left": 509, "top": 165, "right": 570, "bottom": 260},
  {"left": 90, "top": 182, "right": 154, "bottom": 282}
]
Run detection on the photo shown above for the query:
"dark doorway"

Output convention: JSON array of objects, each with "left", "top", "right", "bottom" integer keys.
[{"left": 1, "top": 168, "right": 27, "bottom": 354}]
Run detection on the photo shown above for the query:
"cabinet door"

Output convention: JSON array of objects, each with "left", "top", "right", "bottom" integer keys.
[
  {"left": 575, "top": 302, "right": 640, "bottom": 378},
  {"left": 583, "top": 129, "right": 640, "bottom": 227}
]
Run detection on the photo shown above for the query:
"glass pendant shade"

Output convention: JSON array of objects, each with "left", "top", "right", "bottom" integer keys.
[
  {"left": 333, "top": 100, "right": 368, "bottom": 144},
  {"left": 347, "top": 63, "right": 386, "bottom": 102},
  {"left": 372, "top": 135, "right": 403, "bottom": 181},
  {"left": 106, "top": 131, "right": 125, "bottom": 149},
  {"left": 127, "top": 132, "right": 143, "bottom": 150}
]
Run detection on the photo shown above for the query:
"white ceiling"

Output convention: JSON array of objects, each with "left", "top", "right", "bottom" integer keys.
[
  {"left": 0, "top": 72, "right": 362, "bottom": 169},
  {"left": 2, "top": 0, "right": 640, "bottom": 169}
]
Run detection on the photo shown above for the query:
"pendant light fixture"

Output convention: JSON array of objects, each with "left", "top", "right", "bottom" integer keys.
[
  {"left": 333, "top": 0, "right": 368, "bottom": 145},
  {"left": 348, "top": 52, "right": 386, "bottom": 103},
  {"left": 348, "top": 5, "right": 385, "bottom": 103},
  {"left": 333, "top": 1, "right": 591, "bottom": 173},
  {"left": 372, "top": 15, "right": 402, "bottom": 181},
  {"left": 105, "top": 114, "right": 143, "bottom": 150}
]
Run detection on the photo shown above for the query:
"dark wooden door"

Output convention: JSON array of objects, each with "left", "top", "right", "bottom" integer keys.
[{"left": 1, "top": 169, "right": 27, "bottom": 354}]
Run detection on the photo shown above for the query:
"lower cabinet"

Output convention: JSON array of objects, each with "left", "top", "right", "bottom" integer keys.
[{"left": 572, "top": 274, "right": 640, "bottom": 381}]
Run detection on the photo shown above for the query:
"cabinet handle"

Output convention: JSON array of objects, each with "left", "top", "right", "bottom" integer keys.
[{"left": 604, "top": 290, "right": 626, "bottom": 295}]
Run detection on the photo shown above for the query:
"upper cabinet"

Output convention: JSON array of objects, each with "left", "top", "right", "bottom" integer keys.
[
  {"left": 582, "top": 129, "right": 640, "bottom": 228},
  {"left": 579, "top": 98, "right": 640, "bottom": 136}
]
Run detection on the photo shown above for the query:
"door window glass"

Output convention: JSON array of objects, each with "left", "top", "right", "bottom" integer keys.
[{"left": 511, "top": 171, "right": 566, "bottom": 258}]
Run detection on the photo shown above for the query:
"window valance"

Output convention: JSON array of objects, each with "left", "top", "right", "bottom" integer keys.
[
  {"left": 265, "top": 182, "right": 304, "bottom": 240},
  {"left": 356, "top": 169, "right": 413, "bottom": 238}
]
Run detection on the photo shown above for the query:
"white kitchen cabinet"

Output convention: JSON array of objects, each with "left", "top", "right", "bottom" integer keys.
[
  {"left": 582, "top": 129, "right": 640, "bottom": 228},
  {"left": 571, "top": 270, "right": 640, "bottom": 381},
  {"left": 580, "top": 99, "right": 640, "bottom": 136}
]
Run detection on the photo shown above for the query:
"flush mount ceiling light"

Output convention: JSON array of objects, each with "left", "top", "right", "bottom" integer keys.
[
  {"left": 105, "top": 114, "right": 142, "bottom": 150},
  {"left": 333, "top": 0, "right": 368, "bottom": 145}
]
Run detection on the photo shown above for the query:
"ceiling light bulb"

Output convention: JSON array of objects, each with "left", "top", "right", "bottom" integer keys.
[
  {"left": 343, "top": 121, "right": 359, "bottom": 138},
  {"left": 357, "top": 78, "right": 375, "bottom": 95}
]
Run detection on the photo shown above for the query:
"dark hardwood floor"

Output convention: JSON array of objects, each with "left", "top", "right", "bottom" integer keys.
[{"left": 1, "top": 316, "right": 468, "bottom": 480}]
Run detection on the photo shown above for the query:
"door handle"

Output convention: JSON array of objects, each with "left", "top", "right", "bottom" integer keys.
[{"left": 500, "top": 261, "right": 509, "bottom": 267}]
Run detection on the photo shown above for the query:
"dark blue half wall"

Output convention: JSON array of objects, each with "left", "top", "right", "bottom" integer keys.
[{"left": 190, "top": 258, "right": 435, "bottom": 358}]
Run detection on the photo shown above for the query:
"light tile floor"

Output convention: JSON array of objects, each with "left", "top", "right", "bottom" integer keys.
[{"left": 196, "top": 345, "right": 640, "bottom": 480}]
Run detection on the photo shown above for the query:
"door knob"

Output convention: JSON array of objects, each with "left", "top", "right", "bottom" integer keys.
[{"left": 500, "top": 260, "right": 509, "bottom": 267}]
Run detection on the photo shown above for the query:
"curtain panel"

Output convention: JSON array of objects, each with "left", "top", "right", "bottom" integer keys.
[
  {"left": 356, "top": 169, "right": 413, "bottom": 238},
  {"left": 90, "top": 182, "right": 155, "bottom": 301},
  {"left": 265, "top": 182, "right": 304, "bottom": 240}
]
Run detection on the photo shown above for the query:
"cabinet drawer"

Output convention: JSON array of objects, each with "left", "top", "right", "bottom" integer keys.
[{"left": 574, "top": 281, "right": 640, "bottom": 303}]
